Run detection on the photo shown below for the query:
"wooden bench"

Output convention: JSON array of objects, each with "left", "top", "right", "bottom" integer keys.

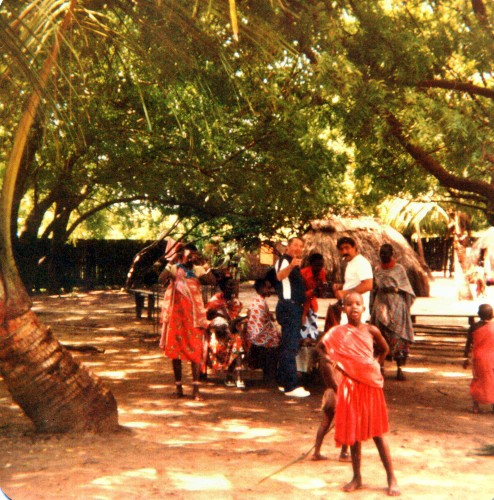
[
  {"left": 410, "top": 297, "right": 478, "bottom": 328},
  {"left": 411, "top": 312, "right": 477, "bottom": 327}
]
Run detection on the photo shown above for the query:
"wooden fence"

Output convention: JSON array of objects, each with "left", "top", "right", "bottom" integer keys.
[{"left": 14, "top": 237, "right": 452, "bottom": 293}]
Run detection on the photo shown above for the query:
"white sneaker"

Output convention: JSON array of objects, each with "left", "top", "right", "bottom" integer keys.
[
  {"left": 236, "top": 379, "right": 246, "bottom": 389},
  {"left": 278, "top": 386, "right": 284, "bottom": 392},
  {"left": 285, "top": 387, "right": 310, "bottom": 398}
]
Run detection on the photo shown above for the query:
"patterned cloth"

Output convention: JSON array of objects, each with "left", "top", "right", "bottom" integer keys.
[
  {"left": 206, "top": 291, "right": 244, "bottom": 372},
  {"left": 372, "top": 261, "right": 415, "bottom": 362},
  {"left": 246, "top": 294, "right": 280, "bottom": 348},
  {"left": 159, "top": 264, "right": 208, "bottom": 364},
  {"left": 322, "top": 324, "right": 389, "bottom": 446},
  {"left": 208, "top": 331, "right": 244, "bottom": 372},
  {"left": 300, "top": 266, "right": 327, "bottom": 340},
  {"left": 470, "top": 321, "right": 494, "bottom": 404}
]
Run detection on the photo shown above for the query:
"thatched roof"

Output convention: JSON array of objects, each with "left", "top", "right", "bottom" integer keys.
[{"left": 303, "top": 216, "right": 430, "bottom": 297}]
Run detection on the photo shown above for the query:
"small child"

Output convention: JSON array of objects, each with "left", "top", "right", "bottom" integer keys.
[
  {"left": 316, "top": 292, "right": 400, "bottom": 496},
  {"left": 311, "top": 355, "right": 349, "bottom": 462},
  {"left": 463, "top": 303, "right": 494, "bottom": 414}
]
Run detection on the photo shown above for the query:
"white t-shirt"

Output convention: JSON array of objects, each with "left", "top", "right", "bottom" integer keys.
[{"left": 343, "top": 254, "right": 373, "bottom": 322}]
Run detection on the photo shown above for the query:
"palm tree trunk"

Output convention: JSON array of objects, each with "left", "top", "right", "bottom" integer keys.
[
  {"left": 0, "top": 306, "right": 118, "bottom": 432},
  {"left": 0, "top": 0, "right": 119, "bottom": 432}
]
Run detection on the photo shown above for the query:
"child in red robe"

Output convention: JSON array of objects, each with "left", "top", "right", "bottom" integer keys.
[{"left": 317, "top": 292, "right": 400, "bottom": 496}]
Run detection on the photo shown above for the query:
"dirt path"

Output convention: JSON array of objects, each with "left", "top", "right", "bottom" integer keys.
[{"left": 1, "top": 285, "right": 494, "bottom": 499}]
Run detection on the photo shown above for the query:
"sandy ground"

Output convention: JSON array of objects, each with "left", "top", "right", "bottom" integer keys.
[{"left": 1, "top": 277, "right": 494, "bottom": 500}]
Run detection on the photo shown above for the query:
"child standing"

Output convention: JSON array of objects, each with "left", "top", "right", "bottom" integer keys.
[
  {"left": 317, "top": 292, "right": 400, "bottom": 496},
  {"left": 463, "top": 303, "right": 494, "bottom": 414}
]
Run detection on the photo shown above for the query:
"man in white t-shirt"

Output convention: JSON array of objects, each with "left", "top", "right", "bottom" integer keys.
[{"left": 333, "top": 236, "right": 373, "bottom": 323}]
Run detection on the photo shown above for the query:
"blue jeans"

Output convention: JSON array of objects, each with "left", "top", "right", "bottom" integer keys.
[{"left": 276, "top": 300, "right": 303, "bottom": 392}]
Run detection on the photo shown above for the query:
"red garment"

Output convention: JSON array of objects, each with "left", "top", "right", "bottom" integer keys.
[
  {"left": 206, "top": 292, "right": 244, "bottom": 372},
  {"left": 208, "top": 332, "right": 243, "bottom": 372},
  {"left": 470, "top": 321, "right": 494, "bottom": 404},
  {"left": 300, "top": 266, "right": 327, "bottom": 320},
  {"left": 159, "top": 265, "right": 208, "bottom": 364},
  {"left": 322, "top": 324, "right": 389, "bottom": 446},
  {"left": 206, "top": 292, "right": 242, "bottom": 320}
]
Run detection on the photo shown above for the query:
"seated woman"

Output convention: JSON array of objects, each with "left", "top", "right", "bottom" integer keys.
[
  {"left": 205, "top": 277, "right": 245, "bottom": 388},
  {"left": 245, "top": 278, "right": 281, "bottom": 385}
]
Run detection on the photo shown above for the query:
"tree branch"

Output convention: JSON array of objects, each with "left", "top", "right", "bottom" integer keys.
[
  {"left": 65, "top": 195, "right": 158, "bottom": 238},
  {"left": 417, "top": 79, "right": 494, "bottom": 99},
  {"left": 385, "top": 111, "right": 494, "bottom": 200}
]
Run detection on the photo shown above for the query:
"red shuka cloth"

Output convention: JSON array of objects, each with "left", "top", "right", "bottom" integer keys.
[
  {"left": 323, "top": 324, "right": 389, "bottom": 446},
  {"left": 470, "top": 321, "right": 494, "bottom": 405},
  {"left": 159, "top": 266, "right": 208, "bottom": 364}
]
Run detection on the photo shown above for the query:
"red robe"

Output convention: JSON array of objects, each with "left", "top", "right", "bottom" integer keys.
[
  {"left": 159, "top": 265, "right": 208, "bottom": 364},
  {"left": 300, "top": 266, "right": 327, "bottom": 321},
  {"left": 470, "top": 321, "right": 494, "bottom": 404},
  {"left": 322, "top": 324, "right": 389, "bottom": 446}
]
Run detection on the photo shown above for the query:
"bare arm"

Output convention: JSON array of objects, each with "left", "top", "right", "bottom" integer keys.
[
  {"left": 158, "top": 268, "right": 172, "bottom": 285},
  {"left": 276, "top": 257, "right": 302, "bottom": 281},
  {"left": 335, "top": 278, "right": 374, "bottom": 300},
  {"left": 367, "top": 324, "right": 389, "bottom": 366}
]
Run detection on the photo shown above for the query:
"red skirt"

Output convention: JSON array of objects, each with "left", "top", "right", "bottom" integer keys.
[
  {"left": 334, "top": 375, "right": 389, "bottom": 447},
  {"left": 162, "top": 292, "right": 204, "bottom": 364}
]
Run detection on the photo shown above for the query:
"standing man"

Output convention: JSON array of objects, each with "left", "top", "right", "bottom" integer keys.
[
  {"left": 333, "top": 236, "right": 373, "bottom": 323},
  {"left": 274, "top": 237, "right": 310, "bottom": 397}
]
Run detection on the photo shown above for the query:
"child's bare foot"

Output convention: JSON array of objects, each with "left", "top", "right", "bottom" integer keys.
[
  {"left": 342, "top": 477, "right": 362, "bottom": 492},
  {"left": 387, "top": 478, "right": 401, "bottom": 496},
  {"left": 311, "top": 453, "right": 327, "bottom": 461},
  {"left": 339, "top": 451, "right": 351, "bottom": 462}
]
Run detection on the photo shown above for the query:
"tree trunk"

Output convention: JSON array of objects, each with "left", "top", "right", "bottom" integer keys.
[
  {"left": 0, "top": 293, "right": 118, "bottom": 432},
  {"left": 0, "top": 0, "right": 119, "bottom": 432}
]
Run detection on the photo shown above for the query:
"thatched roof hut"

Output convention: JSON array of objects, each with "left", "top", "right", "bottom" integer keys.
[{"left": 303, "top": 216, "right": 430, "bottom": 297}]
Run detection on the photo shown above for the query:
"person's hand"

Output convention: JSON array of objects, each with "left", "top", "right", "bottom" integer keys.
[{"left": 291, "top": 257, "right": 302, "bottom": 268}]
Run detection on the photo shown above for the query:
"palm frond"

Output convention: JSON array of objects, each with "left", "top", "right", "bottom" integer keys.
[{"left": 379, "top": 198, "right": 450, "bottom": 235}]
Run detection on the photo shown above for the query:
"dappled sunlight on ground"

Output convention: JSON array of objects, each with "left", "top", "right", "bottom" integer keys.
[
  {"left": 273, "top": 474, "right": 328, "bottom": 490},
  {"left": 2, "top": 288, "right": 494, "bottom": 499},
  {"left": 167, "top": 471, "right": 232, "bottom": 491},
  {"left": 89, "top": 468, "right": 158, "bottom": 487},
  {"left": 437, "top": 370, "right": 470, "bottom": 378},
  {"left": 402, "top": 367, "right": 430, "bottom": 374}
]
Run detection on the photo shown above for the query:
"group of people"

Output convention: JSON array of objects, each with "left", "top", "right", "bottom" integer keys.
[
  {"left": 273, "top": 236, "right": 416, "bottom": 400},
  {"left": 270, "top": 236, "right": 411, "bottom": 495},
  {"left": 156, "top": 235, "right": 494, "bottom": 496}
]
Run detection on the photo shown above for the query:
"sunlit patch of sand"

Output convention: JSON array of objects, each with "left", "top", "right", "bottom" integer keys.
[{"left": 167, "top": 471, "right": 232, "bottom": 491}]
